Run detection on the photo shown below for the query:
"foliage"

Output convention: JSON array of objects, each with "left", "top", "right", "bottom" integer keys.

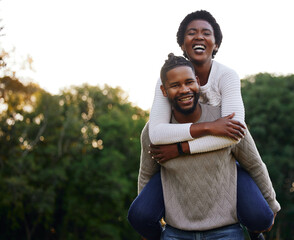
[
  {"left": 0, "top": 76, "right": 147, "bottom": 239},
  {"left": 242, "top": 73, "right": 294, "bottom": 239}
]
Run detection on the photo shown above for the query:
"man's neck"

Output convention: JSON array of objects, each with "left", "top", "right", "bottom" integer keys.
[{"left": 173, "top": 104, "right": 202, "bottom": 123}]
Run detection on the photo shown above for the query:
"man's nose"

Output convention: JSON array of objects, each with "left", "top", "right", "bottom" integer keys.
[{"left": 179, "top": 85, "right": 189, "bottom": 93}]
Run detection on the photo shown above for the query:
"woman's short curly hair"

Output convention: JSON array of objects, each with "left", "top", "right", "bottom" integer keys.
[{"left": 176, "top": 10, "right": 223, "bottom": 58}]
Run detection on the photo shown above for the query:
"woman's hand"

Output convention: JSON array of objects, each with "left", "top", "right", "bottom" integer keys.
[
  {"left": 189, "top": 113, "right": 246, "bottom": 140},
  {"left": 207, "top": 113, "right": 246, "bottom": 140},
  {"left": 149, "top": 143, "right": 179, "bottom": 163}
]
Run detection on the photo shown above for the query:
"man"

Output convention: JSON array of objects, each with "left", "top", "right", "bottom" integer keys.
[{"left": 138, "top": 53, "right": 280, "bottom": 239}]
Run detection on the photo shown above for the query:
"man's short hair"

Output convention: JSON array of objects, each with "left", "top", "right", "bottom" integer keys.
[
  {"left": 176, "top": 10, "right": 223, "bottom": 58},
  {"left": 160, "top": 53, "right": 195, "bottom": 86}
]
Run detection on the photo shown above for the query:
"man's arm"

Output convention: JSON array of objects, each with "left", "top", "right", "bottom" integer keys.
[
  {"left": 138, "top": 123, "right": 160, "bottom": 194},
  {"left": 232, "top": 129, "right": 281, "bottom": 214}
]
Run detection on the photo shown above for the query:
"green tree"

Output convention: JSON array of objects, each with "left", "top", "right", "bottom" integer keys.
[
  {"left": 242, "top": 73, "right": 294, "bottom": 239},
  {"left": 0, "top": 76, "right": 147, "bottom": 239},
  {"left": 57, "top": 84, "right": 147, "bottom": 240},
  {"left": 0, "top": 76, "right": 66, "bottom": 240}
]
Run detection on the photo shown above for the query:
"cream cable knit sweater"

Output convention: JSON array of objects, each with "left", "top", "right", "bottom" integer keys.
[
  {"left": 139, "top": 104, "right": 280, "bottom": 231},
  {"left": 149, "top": 60, "right": 245, "bottom": 154}
]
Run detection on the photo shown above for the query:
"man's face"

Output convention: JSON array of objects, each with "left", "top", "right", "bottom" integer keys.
[
  {"left": 181, "top": 20, "right": 218, "bottom": 65},
  {"left": 161, "top": 66, "right": 200, "bottom": 115}
]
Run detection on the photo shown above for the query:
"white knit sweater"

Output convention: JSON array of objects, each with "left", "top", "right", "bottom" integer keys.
[{"left": 149, "top": 60, "right": 245, "bottom": 154}]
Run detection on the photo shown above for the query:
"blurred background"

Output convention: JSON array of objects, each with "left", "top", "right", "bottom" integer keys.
[{"left": 0, "top": 0, "right": 293, "bottom": 239}]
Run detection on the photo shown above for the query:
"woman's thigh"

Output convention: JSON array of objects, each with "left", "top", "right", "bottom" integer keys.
[
  {"left": 236, "top": 163, "right": 274, "bottom": 231},
  {"left": 128, "top": 171, "right": 164, "bottom": 221},
  {"left": 128, "top": 172, "right": 164, "bottom": 239}
]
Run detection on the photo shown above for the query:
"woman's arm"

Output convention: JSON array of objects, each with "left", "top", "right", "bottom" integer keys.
[
  {"left": 149, "top": 79, "right": 193, "bottom": 145},
  {"left": 187, "top": 68, "right": 247, "bottom": 154},
  {"left": 219, "top": 70, "right": 245, "bottom": 124},
  {"left": 150, "top": 136, "right": 238, "bottom": 163},
  {"left": 149, "top": 78, "right": 245, "bottom": 153}
]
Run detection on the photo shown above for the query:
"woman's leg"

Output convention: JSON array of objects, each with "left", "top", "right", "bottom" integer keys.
[
  {"left": 128, "top": 172, "right": 164, "bottom": 240},
  {"left": 236, "top": 162, "right": 274, "bottom": 232}
]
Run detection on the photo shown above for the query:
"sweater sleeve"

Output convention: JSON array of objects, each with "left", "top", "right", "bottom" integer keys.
[
  {"left": 219, "top": 69, "right": 245, "bottom": 124},
  {"left": 149, "top": 78, "right": 240, "bottom": 153},
  {"left": 232, "top": 129, "right": 281, "bottom": 213},
  {"left": 138, "top": 123, "right": 160, "bottom": 194},
  {"left": 188, "top": 135, "right": 239, "bottom": 154}
]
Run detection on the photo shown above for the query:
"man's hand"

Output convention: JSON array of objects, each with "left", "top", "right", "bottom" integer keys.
[{"left": 149, "top": 143, "right": 179, "bottom": 163}]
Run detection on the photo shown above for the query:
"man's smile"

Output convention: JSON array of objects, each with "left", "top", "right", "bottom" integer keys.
[{"left": 176, "top": 94, "right": 194, "bottom": 104}]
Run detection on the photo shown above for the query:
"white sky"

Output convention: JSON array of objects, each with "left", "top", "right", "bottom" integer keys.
[{"left": 1, "top": 0, "right": 294, "bottom": 110}]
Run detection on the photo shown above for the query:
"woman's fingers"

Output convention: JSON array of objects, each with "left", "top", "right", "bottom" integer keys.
[{"left": 229, "top": 119, "right": 246, "bottom": 129}]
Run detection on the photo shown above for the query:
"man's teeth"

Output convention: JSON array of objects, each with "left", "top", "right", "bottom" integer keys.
[
  {"left": 179, "top": 97, "right": 192, "bottom": 101},
  {"left": 193, "top": 45, "right": 205, "bottom": 50}
]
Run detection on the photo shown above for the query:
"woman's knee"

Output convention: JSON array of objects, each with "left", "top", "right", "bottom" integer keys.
[
  {"left": 236, "top": 163, "right": 274, "bottom": 231},
  {"left": 128, "top": 198, "right": 163, "bottom": 239},
  {"left": 246, "top": 208, "right": 274, "bottom": 231},
  {"left": 128, "top": 199, "right": 154, "bottom": 226},
  {"left": 238, "top": 197, "right": 274, "bottom": 231}
]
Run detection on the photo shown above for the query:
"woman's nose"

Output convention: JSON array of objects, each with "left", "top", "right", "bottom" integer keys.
[{"left": 194, "top": 33, "right": 204, "bottom": 40}]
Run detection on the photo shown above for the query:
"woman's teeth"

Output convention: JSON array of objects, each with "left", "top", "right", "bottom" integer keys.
[{"left": 193, "top": 45, "right": 205, "bottom": 51}]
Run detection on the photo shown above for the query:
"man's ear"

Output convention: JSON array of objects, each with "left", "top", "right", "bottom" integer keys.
[{"left": 160, "top": 85, "right": 168, "bottom": 97}]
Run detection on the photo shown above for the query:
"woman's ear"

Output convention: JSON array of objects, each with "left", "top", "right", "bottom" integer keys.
[
  {"left": 181, "top": 44, "right": 186, "bottom": 52},
  {"left": 160, "top": 84, "right": 168, "bottom": 97}
]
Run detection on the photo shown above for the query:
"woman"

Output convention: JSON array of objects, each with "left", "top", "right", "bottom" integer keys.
[{"left": 128, "top": 10, "right": 275, "bottom": 240}]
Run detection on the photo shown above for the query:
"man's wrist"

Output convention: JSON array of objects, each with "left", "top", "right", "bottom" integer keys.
[
  {"left": 177, "top": 142, "right": 185, "bottom": 155},
  {"left": 179, "top": 141, "right": 190, "bottom": 155}
]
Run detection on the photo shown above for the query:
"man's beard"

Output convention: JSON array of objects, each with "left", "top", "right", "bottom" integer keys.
[{"left": 169, "top": 92, "right": 200, "bottom": 115}]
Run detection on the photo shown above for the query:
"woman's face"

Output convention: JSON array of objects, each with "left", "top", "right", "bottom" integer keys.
[{"left": 181, "top": 20, "right": 218, "bottom": 66}]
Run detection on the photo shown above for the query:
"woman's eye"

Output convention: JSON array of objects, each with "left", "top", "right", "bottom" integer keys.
[{"left": 187, "top": 31, "right": 195, "bottom": 36}]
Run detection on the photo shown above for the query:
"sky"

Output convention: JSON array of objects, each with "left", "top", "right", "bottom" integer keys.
[{"left": 1, "top": 0, "right": 294, "bottom": 110}]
